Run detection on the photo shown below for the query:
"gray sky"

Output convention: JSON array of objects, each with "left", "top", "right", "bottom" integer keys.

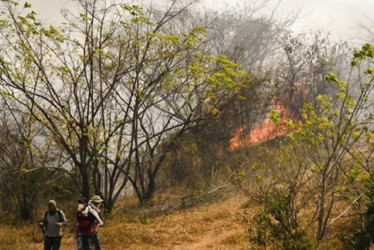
[
  {"left": 272, "top": 0, "right": 374, "bottom": 42},
  {"left": 204, "top": 0, "right": 374, "bottom": 43},
  {"left": 27, "top": 0, "right": 374, "bottom": 43}
]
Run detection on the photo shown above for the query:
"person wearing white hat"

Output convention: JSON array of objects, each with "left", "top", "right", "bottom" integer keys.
[{"left": 85, "top": 195, "right": 104, "bottom": 250}]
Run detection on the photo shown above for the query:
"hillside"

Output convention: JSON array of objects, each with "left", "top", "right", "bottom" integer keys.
[{"left": 0, "top": 193, "right": 249, "bottom": 249}]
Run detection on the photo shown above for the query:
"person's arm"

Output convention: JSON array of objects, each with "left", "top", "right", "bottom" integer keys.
[
  {"left": 82, "top": 205, "right": 90, "bottom": 216},
  {"left": 89, "top": 209, "right": 104, "bottom": 227},
  {"left": 56, "top": 210, "right": 67, "bottom": 227},
  {"left": 61, "top": 210, "right": 67, "bottom": 226}
]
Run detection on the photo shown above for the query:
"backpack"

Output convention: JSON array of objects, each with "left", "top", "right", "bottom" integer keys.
[{"left": 43, "top": 209, "right": 64, "bottom": 224}]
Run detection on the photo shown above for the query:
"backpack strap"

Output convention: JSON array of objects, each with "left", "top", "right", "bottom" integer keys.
[
  {"left": 43, "top": 211, "right": 48, "bottom": 228},
  {"left": 44, "top": 210, "right": 65, "bottom": 223},
  {"left": 44, "top": 211, "right": 47, "bottom": 219},
  {"left": 57, "top": 209, "right": 65, "bottom": 222}
]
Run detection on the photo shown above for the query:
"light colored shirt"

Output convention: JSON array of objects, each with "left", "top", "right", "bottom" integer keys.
[{"left": 43, "top": 210, "right": 67, "bottom": 237}]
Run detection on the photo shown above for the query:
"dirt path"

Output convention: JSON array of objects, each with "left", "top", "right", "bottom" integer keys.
[
  {"left": 165, "top": 195, "right": 249, "bottom": 250},
  {"left": 172, "top": 230, "right": 238, "bottom": 250}
]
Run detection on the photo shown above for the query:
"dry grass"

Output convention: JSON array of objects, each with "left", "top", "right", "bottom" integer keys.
[{"left": 0, "top": 194, "right": 250, "bottom": 250}]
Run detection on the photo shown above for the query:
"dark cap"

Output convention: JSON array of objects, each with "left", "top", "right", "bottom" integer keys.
[{"left": 77, "top": 196, "right": 87, "bottom": 203}]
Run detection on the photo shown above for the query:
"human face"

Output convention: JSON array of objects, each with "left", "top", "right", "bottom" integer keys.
[{"left": 48, "top": 204, "right": 56, "bottom": 212}]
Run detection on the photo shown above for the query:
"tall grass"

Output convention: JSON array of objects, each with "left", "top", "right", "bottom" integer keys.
[{"left": 0, "top": 195, "right": 249, "bottom": 249}]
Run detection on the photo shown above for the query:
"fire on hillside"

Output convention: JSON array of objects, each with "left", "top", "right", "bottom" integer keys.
[{"left": 228, "top": 99, "right": 298, "bottom": 151}]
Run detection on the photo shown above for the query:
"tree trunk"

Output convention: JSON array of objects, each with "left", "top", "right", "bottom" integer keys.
[
  {"left": 81, "top": 167, "right": 90, "bottom": 200},
  {"left": 316, "top": 170, "right": 327, "bottom": 240},
  {"left": 19, "top": 201, "right": 33, "bottom": 221},
  {"left": 144, "top": 172, "right": 155, "bottom": 201}
]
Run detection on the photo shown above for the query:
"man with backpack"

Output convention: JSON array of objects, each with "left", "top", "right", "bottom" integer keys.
[{"left": 40, "top": 200, "right": 67, "bottom": 250}]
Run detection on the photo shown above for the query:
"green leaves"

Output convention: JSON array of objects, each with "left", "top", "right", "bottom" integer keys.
[
  {"left": 325, "top": 72, "right": 347, "bottom": 91},
  {"left": 41, "top": 25, "right": 64, "bottom": 42},
  {"left": 0, "top": 0, "right": 253, "bottom": 208},
  {"left": 23, "top": 2, "right": 31, "bottom": 8},
  {"left": 270, "top": 109, "right": 281, "bottom": 125},
  {"left": 363, "top": 68, "right": 374, "bottom": 74},
  {"left": 352, "top": 43, "right": 374, "bottom": 66},
  {"left": 325, "top": 72, "right": 339, "bottom": 83},
  {"left": 316, "top": 95, "right": 332, "bottom": 111},
  {"left": 26, "top": 11, "right": 36, "bottom": 21}
]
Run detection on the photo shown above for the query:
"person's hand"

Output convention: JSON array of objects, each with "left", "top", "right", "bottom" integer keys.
[
  {"left": 39, "top": 222, "right": 44, "bottom": 227},
  {"left": 91, "top": 225, "right": 98, "bottom": 233},
  {"left": 55, "top": 222, "right": 61, "bottom": 227}
]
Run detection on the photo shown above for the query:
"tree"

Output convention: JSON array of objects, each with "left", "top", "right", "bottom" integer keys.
[
  {"left": 0, "top": 0, "right": 247, "bottom": 209},
  {"left": 331, "top": 44, "right": 374, "bottom": 249},
  {"left": 200, "top": 0, "right": 299, "bottom": 132},
  {"left": 275, "top": 32, "right": 352, "bottom": 116},
  {"left": 285, "top": 43, "right": 374, "bottom": 240},
  {"left": 234, "top": 43, "right": 374, "bottom": 246},
  {"left": 231, "top": 141, "right": 314, "bottom": 249},
  {"left": 0, "top": 98, "right": 66, "bottom": 220}
]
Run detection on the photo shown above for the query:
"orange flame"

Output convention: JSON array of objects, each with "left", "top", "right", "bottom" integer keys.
[{"left": 228, "top": 101, "right": 294, "bottom": 151}]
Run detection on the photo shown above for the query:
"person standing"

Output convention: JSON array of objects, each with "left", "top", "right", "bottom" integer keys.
[
  {"left": 40, "top": 200, "right": 67, "bottom": 250},
  {"left": 88, "top": 195, "right": 104, "bottom": 250},
  {"left": 76, "top": 196, "right": 95, "bottom": 250}
]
